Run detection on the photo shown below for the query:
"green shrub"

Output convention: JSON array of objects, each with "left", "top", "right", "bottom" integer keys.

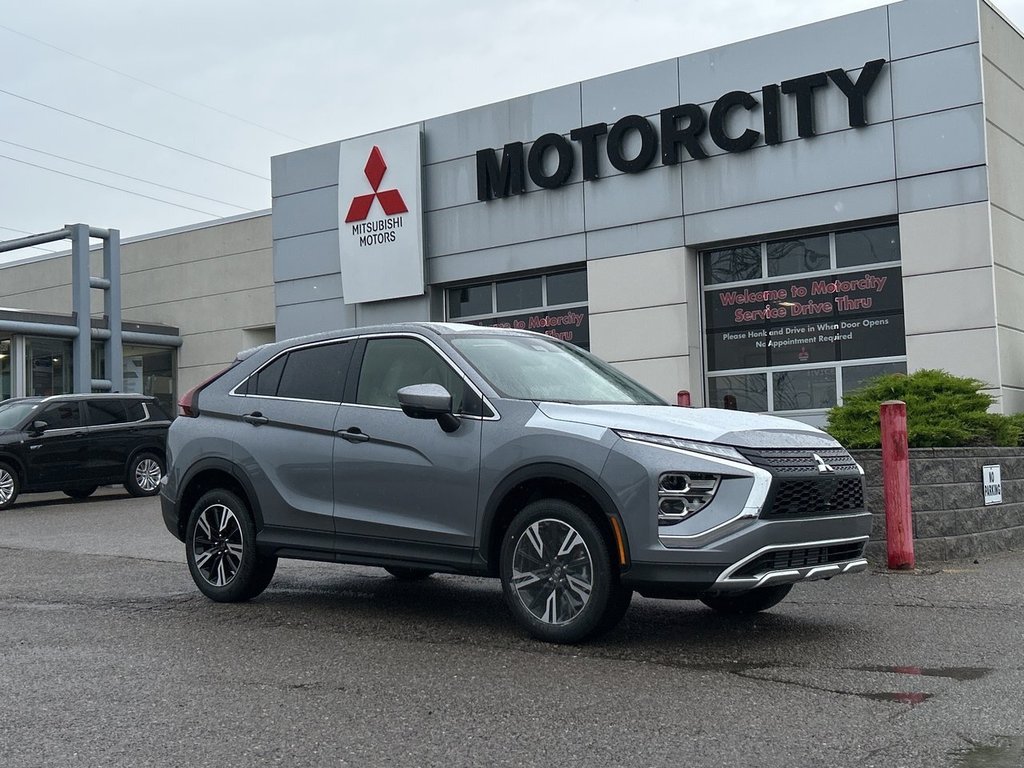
[{"left": 825, "top": 369, "right": 1021, "bottom": 448}]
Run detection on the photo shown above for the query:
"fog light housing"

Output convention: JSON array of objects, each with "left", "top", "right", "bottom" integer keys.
[{"left": 658, "top": 472, "right": 720, "bottom": 525}]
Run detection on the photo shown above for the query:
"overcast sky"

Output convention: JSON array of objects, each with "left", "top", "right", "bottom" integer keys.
[{"left": 1, "top": 0, "right": 1022, "bottom": 261}]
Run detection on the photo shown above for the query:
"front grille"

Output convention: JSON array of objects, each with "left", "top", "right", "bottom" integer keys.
[
  {"left": 738, "top": 446, "right": 860, "bottom": 474},
  {"left": 762, "top": 477, "right": 865, "bottom": 519},
  {"left": 733, "top": 541, "right": 866, "bottom": 578}
]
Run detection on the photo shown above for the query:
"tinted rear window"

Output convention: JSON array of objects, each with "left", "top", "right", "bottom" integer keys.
[{"left": 87, "top": 400, "right": 127, "bottom": 426}]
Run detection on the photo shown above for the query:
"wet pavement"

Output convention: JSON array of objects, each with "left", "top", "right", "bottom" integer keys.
[{"left": 1, "top": 490, "right": 1022, "bottom": 767}]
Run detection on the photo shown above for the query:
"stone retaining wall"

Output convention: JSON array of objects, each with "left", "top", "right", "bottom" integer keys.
[{"left": 849, "top": 448, "right": 1024, "bottom": 561}]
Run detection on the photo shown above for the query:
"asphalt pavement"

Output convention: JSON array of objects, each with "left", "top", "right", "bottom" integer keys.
[{"left": 1, "top": 489, "right": 1022, "bottom": 768}]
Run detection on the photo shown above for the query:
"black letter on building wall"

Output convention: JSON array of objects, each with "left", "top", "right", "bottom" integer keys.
[
  {"left": 828, "top": 59, "right": 886, "bottom": 127},
  {"left": 570, "top": 123, "right": 608, "bottom": 180},
  {"left": 761, "top": 84, "right": 782, "bottom": 145},
  {"left": 476, "top": 143, "right": 525, "bottom": 201},
  {"left": 606, "top": 115, "right": 658, "bottom": 173},
  {"left": 709, "top": 91, "right": 761, "bottom": 153},
  {"left": 660, "top": 104, "right": 708, "bottom": 163},
  {"left": 780, "top": 72, "right": 829, "bottom": 138},
  {"left": 528, "top": 134, "right": 574, "bottom": 189}
]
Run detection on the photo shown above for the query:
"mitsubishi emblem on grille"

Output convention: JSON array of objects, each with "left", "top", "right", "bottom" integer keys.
[{"left": 812, "top": 453, "right": 836, "bottom": 474}]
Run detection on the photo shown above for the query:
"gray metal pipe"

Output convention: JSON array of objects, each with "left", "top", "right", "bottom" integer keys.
[
  {"left": 0, "top": 228, "right": 71, "bottom": 253},
  {"left": 91, "top": 379, "right": 112, "bottom": 391},
  {"left": 122, "top": 330, "right": 183, "bottom": 348},
  {"left": 0, "top": 320, "right": 77, "bottom": 337}
]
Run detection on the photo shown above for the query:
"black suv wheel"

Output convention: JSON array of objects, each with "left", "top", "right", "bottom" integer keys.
[
  {"left": 125, "top": 452, "right": 164, "bottom": 497},
  {"left": 500, "top": 499, "right": 632, "bottom": 644},
  {"left": 185, "top": 489, "right": 277, "bottom": 602},
  {"left": 0, "top": 462, "right": 19, "bottom": 510}
]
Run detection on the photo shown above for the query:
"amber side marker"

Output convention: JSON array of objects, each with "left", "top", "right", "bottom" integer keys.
[{"left": 608, "top": 516, "right": 629, "bottom": 567}]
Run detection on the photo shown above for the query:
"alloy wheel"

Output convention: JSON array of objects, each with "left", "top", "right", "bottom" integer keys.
[
  {"left": 135, "top": 458, "right": 162, "bottom": 493},
  {"left": 0, "top": 468, "right": 14, "bottom": 505},
  {"left": 192, "top": 503, "right": 244, "bottom": 587},
  {"left": 510, "top": 518, "right": 594, "bottom": 625}
]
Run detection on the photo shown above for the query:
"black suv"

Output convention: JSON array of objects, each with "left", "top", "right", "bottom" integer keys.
[{"left": 0, "top": 393, "right": 171, "bottom": 509}]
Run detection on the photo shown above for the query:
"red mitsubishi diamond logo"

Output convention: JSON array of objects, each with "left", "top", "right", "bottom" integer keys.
[{"left": 344, "top": 146, "right": 409, "bottom": 223}]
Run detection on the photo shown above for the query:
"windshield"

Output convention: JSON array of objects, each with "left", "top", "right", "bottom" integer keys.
[
  {"left": 450, "top": 334, "right": 665, "bottom": 405},
  {"left": 0, "top": 401, "right": 39, "bottom": 430}
]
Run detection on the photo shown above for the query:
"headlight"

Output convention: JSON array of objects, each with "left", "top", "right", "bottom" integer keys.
[
  {"left": 614, "top": 430, "right": 748, "bottom": 463},
  {"left": 658, "top": 472, "right": 720, "bottom": 524}
]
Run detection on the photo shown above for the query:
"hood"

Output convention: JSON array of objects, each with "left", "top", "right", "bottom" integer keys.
[{"left": 535, "top": 403, "right": 843, "bottom": 449}]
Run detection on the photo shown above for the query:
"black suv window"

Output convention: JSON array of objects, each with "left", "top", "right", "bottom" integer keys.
[
  {"left": 87, "top": 400, "right": 127, "bottom": 426},
  {"left": 38, "top": 402, "right": 83, "bottom": 430},
  {"left": 356, "top": 337, "right": 465, "bottom": 411},
  {"left": 125, "top": 401, "right": 147, "bottom": 422},
  {"left": 276, "top": 342, "right": 351, "bottom": 403}
]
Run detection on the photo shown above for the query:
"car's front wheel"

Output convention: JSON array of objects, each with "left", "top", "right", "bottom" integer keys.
[
  {"left": 0, "top": 462, "right": 19, "bottom": 510},
  {"left": 500, "top": 499, "right": 632, "bottom": 644},
  {"left": 185, "top": 489, "right": 277, "bottom": 602},
  {"left": 125, "top": 452, "right": 164, "bottom": 497},
  {"left": 699, "top": 584, "right": 793, "bottom": 614}
]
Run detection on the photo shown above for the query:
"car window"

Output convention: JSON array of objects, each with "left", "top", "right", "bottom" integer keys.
[
  {"left": 38, "top": 402, "right": 83, "bottom": 430},
  {"left": 87, "top": 400, "right": 127, "bottom": 426},
  {"left": 247, "top": 354, "right": 288, "bottom": 397},
  {"left": 125, "top": 401, "right": 147, "bottom": 422},
  {"left": 276, "top": 342, "right": 351, "bottom": 402},
  {"left": 355, "top": 337, "right": 465, "bottom": 412},
  {"left": 0, "top": 402, "right": 39, "bottom": 429}
]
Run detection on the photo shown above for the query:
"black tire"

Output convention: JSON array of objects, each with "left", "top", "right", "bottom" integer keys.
[
  {"left": 700, "top": 584, "right": 793, "bottom": 615},
  {"left": 384, "top": 567, "right": 435, "bottom": 581},
  {"left": 64, "top": 486, "right": 98, "bottom": 500},
  {"left": 185, "top": 489, "right": 277, "bottom": 602},
  {"left": 500, "top": 499, "right": 632, "bottom": 644},
  {"left": 125, "top": 452, "right": 164, "bottom": 497},
  {"left": 0, "top": 462, "right": 19, "bottom": 510}
]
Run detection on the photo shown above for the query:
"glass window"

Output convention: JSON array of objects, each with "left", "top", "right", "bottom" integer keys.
[
  {"left": 125, "top": 401, "right": 147, "bottom": 422},
  {"left": 356, "top": 338, "right": 465, "bottom": 412},
  {"left": 707, "top": 374, "right": 768, "bottom": 412},
  {"left": 773, "top": 368, "right": 837, "bottom": 411},
  {"left": 448, "top": 284, "right": 492, "bottom": 319},
  {"left": 0, "top": 400, "right": 37, "bottom": 429},
  {"left": 841, "top": 361, "right": 908, "bottom": 396},
  {"left": 87, "top": 400, "right": 127, "bottom": 426},
  {"left": 122, "top": 345, "right": 175, "bottom": 415},
  {"left": 703, "top": 245, "right": 761, "bottom": 285},
  {"left": 0, "top": 337, "right": 11, "bottom": 401},
  {"left": 38, "top": 402, "right": 82, "bottom": 430},
  {"left": 276, "top": 343, "right": 350, "bottom": 402},
  {"left": 767, "top": 235, "right": 830, "bottom": 277},
  {"left": 496, "top": 276, "right": 543, "bottom": 312},
  {"left": 546, "top": 270, "right": 587, "bottom": 306},
  {"left": 836, "top": 224, "right": 900, "bottom": 267},
  {"left": 249, "top": 354, "right": 288, "bottom": 397},
  {"left": 451, "top": 334, "right": 663, "bottom": 405},
  {"left": 26, "top": 337, "right": 72, "bottom": 397}
]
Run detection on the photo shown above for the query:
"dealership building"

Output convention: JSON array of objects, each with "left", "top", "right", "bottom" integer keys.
[{"left": 0, "top": 0, "right": 1022, "bottom": 426}]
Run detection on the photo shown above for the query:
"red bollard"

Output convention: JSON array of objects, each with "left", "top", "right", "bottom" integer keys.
[
  {"left": 880, "top": 400, "right": 915, "bottom": 570},
  {"left": 676, "top": 390, "right": 691, "bottom": 407}
]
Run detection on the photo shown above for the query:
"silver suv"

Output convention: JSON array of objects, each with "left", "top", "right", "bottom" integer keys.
[{"left": 161, "top": 323, "right": 870, "bottom": 643}]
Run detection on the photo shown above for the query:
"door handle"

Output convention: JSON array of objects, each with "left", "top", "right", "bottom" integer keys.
[
  {"left": 242, "top": 412, "right": 269, "bottom": 426},
  {"left": 338, "top": 427, "right": 369, "bottom": 443}
]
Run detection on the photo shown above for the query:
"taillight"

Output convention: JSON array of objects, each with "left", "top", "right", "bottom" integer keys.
[{"left": 177, "top": 363, "right": 238, "bottom": 418}]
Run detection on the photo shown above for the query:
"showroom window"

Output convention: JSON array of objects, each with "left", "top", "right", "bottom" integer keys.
[
  {"left": 26, "top": 337, "right": 73, "bottom": 397},
  {"left": 701, "top": 223, "right": 907, "bottom": 416},
  {"left": 0, "top": 337, "right": 11, "bottom": 401},
  {"left": 446, "top": 268, "right": 589, "bottom": 349}
]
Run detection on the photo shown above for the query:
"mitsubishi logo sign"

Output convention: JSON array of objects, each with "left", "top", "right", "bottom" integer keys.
[
  {"left": 812, "top": 453, "right": 836, "bottom": 474},
  {"left": 344, "top": 146, "right": 409, "bottom": 223},
  {"left": 338, "top": 124, "right": 424, "bottom": 305}
]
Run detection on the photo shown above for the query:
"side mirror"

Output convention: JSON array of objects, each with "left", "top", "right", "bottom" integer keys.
[
  {"left": 30, "top": 420, "right": 48, "bottom": 435},
  {"left": 397, "top": 383, "right": 460, "bottom": 433}
]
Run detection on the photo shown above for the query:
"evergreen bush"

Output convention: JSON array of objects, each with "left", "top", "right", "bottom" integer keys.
[{"left": 824, "top": 369, "right": 1020, "bottom": 448}]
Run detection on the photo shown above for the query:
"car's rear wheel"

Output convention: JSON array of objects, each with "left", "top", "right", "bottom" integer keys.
[
  {"left": 64, "top": 486, "right": 98, "bottom": 500},
  {"left": 700, "top": 584, "right": 793, "bottom": 614},
  {"left": 500, "top": 499, "right": 632, "bottom": 644},
  {"left": 125, "top": 452, "right": 163, "bottom": 497},
  {"left": 384, "top": 567, "right": 435, "bottom": 581},
  {"left": 0, "top": 462, "right": 19, "bottom": 510},
  {"left": 185, "top": 489, "right": 277, "bottom": 602}
]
